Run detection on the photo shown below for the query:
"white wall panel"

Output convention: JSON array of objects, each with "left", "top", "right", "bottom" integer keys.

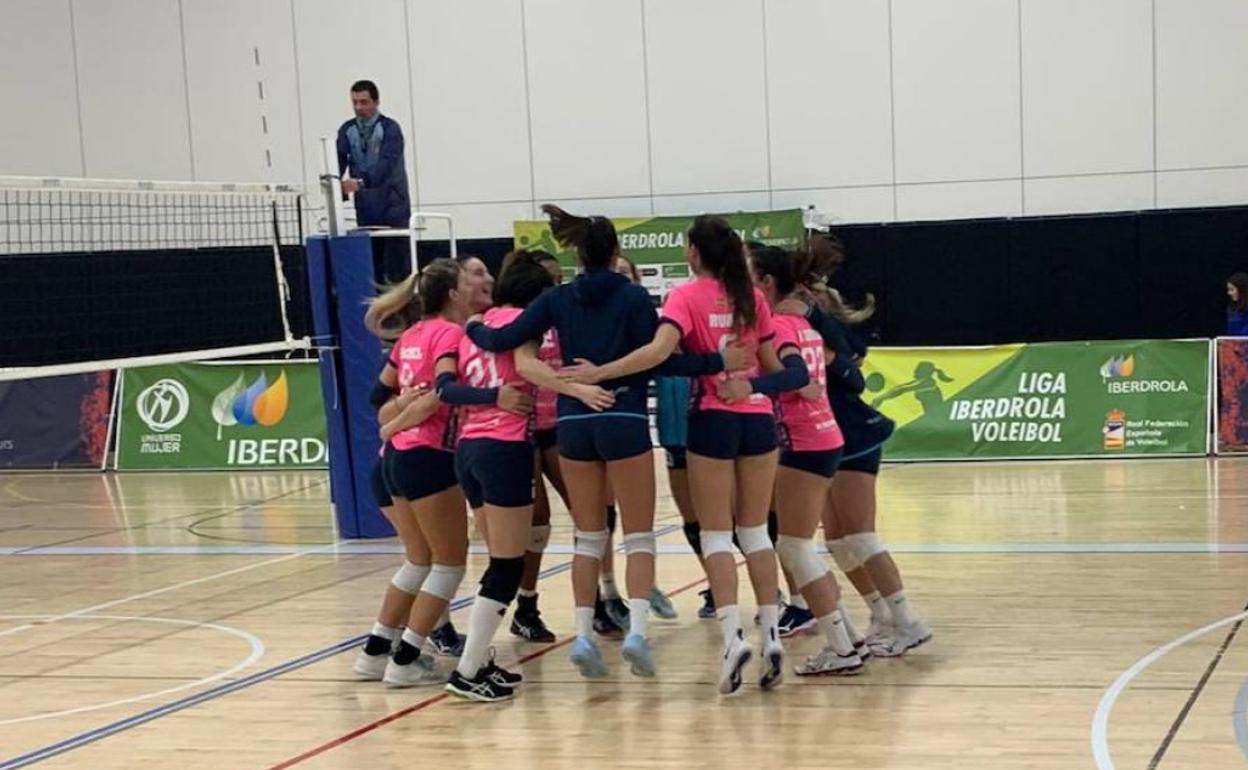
[
  {"left": 771, "top": 186, "right": 895, "bottom": 225},
  {"left": 1024, "top": 173, "right": 1154, "bottom": 216},
  {"left": 896, "top": 179, "right": 1021, "bottom": 221},
  {"left": 1157, "top": 168, "right": 1248, "bottom": 209}
]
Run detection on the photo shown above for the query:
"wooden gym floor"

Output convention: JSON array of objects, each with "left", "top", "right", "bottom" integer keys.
[{"left": 0, "top": 457, "right": 1245, "bottom": 769}]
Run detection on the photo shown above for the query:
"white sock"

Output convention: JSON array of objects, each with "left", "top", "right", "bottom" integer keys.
[
  {"left": 758, "top": 603, "right": 779, "bottom": 645},
  {"left": 438, "top": 608, "right": 452, "bottom": 627},
  {"left": 716, "top": 605, "right": 743, "bottom": 647},
  {"left": 789, "top": 593, "right": 809, "bottom": 610},
  {"left": 371, "top": 623, "right": 399, "bottom": 641},
  {"left": 456, "top": 595, "right": 508, "bottom": 679},
  {"left": 518, "top": 588, "right": 537, "bottom": 599},
  {"left": 574, "top": 605, "right": 595, "bottom": 639},
  {"left": 628, "top": 598, "right": 649, "bottom": 638},
  {"left": 885, "top": 589, "right": 918, "bottom": 626},
  {"left": 865, "top": 590, "right": 891, "bottom": 625},
  {"left": 817, "top": 609, "right": 855, "bottom": 656},
  {"left": 840, "top": 607, "right": 864, "bottom": 644},
  {"left": 400, "top": 627, "right": 426, "bottom": 652},
  {"left": 601, "top": 573, "right": 620, "bottom": 601}
]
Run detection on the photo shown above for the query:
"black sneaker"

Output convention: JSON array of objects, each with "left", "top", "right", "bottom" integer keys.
[
  {"left": 697, "top": 589, "right": 716, "bottom": 620},
  {"left": 777, "top": 604, "right": 817, "bottom": 638},
  {"left": 593, "top": 597, "right": 624, "bottom": 639},
  {"left": 446, "top": 669, "right": 514, "bottom": 702},
  {"left": 430, "top": 621, "right": 466, "bottom": 656},
  {"left": 482, "top": 650, "right": 524, "bottom": 688},
  {"left": 602, "top": 596, "right": 630, "bottom": 629},
  {"left": 510, "top": 610, "right": 556, "bottom": 643}
]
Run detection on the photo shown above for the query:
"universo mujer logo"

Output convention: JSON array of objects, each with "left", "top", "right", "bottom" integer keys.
[{"left": 212, "top": 371, "right": 325, "bottom": 466}]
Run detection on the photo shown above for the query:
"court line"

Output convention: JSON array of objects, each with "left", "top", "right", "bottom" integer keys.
[
  {"left": 1091, "top": 606, "right": 1248, "bottom": 770},
  {"left": 6, "top": 542, "right": 1248, "bottom": 557},
  {"left": 0, "top": 524, "right": 679, "bottom": 769},
  {"left": 1233, "top": 673, "right": 1248, "bottom": 761},
  {"left": 264, "top": 560, "right": 722, "bottom": 770},
  {"left": 0, "top": 615, "right": 264, "bottom": 726}
]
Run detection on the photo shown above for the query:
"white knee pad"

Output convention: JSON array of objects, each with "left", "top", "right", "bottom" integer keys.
[
  {"left": 422, "top": 563, "right": 465, "bottom": 600},
  {"left": 845, "top": 532, "right": 886, "bottom": 563},
  {"left": 623, "top": 530, "right": 657, "bottom": 556},
  {"left": 826, "top": 539, "right": 862, "bottom": 573},
  {"left": 574, "top": 528, "right": 610, "bottom": 560},
  {"left": 390, "top": 561, "right": 431, "bottom": 594},
  {"left": 775, "top": 535, "right": 826, "bottom": 589},
  {"left": 700, "top": 529, "right": 734, "bottom": 557},
  {"left": 735, "top": 523, "right": 772, "bottom": 555},
  {"left": 527, "top": 524, "right": 552, "bottom": 554}
]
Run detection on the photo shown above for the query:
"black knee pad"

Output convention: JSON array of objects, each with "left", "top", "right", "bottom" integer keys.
[
  {"left": 606, "top": 505, "right": 617, "bottom": 534},
  {"left": 479, "top": 556, "right": 526, "bottom": 605},
  {"left": 682, "top": 521, "right": 702, "bottom": 556},
  {"left": 767, "top": 510, "right": 779, "bottom": 544}
]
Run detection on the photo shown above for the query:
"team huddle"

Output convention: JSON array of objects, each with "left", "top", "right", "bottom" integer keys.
[{"left": 352, "top": 206, "right": 932, "bottom": 702}]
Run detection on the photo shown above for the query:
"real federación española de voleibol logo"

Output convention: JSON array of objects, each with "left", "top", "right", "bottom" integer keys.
[{"left": 1099, "top": 353, "right": 1188, "bottom": 394}]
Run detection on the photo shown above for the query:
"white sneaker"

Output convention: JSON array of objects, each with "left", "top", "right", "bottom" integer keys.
[
  {"left": 759, "top": 635, "right": 785, "bottom": 691},
  {"left": 794, "top": 646, "right": 865, "bottom": 677},
  {"left": 869, "top": 618, "right": 932, "bottom": 658},
  {"left": 353, "top": 649, "right": 390, "bottom": 680},
  {"left": 718, "top": 632, "right": 753, "bottom": 695},
  {"left": 383, "top": 654, "right": 445, "bottom": 688},
  {"left": 865, "top": 617, "right": 892, "bottom": 645}
]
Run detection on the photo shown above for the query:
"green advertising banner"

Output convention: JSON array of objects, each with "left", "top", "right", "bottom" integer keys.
[
  {"left": 117, "top": 361, "right": 328, "bottom": 470},
  {"left": 514, "top": 209, "right": 805, "bottom": 298},
  {"left": 861, "top": 339, "right": 1210, "bottom": 460}
]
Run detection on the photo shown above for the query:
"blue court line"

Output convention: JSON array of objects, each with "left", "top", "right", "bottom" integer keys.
[
  {"left": 1234, "top": 675, "right": 1248, "bottom": 761},
  {"left": 0, "top": 524, "right": 679, "bottom": 769},
  {"left": 5, "top": 542, "right": 1248, "bottom": 557}
]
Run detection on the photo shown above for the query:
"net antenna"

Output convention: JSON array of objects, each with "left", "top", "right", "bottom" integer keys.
[{"left": 0, "top": 175, "right": 311, "bottom": 383}]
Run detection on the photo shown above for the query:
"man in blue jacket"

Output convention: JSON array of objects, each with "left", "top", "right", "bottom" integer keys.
[{"left": 337, "top": 79, "right": 411, "bottom": 282}]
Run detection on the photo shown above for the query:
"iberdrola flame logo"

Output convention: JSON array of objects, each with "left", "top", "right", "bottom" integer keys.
[
  {"left": 1099, "top": 354, "right": 1135, "bottom": 380},
  {"left": 211, "top": 371, "right": 289, "bottom": 439}
]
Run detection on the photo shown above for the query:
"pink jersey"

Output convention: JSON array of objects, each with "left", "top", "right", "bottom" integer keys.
[
  {"left": 534, "top": 329, "right": 561, "bottom": 432},
  {"left": 771, "top": 314, "right": 844, "bottom": 452},
  {"left": 389, "top": 317, "right": 464, "bottom": 451},
  {"left": 661, "top": 277, "right": 775, "bottom": 415},
  {"left": 457, "top": 306, "right": 531, "bottom": 443}
]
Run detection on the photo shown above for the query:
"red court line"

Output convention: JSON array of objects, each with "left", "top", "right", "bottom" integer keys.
[{"left": 266, "top": 566, "right": 734, "bottom": 770}]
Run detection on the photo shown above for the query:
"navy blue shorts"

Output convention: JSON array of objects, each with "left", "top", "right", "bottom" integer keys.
[
  {"left": 687, "top": 411, "right": 777, "bottom": 460},
  {"left": 534, "top": 428, "right": 558, "bottom": 451},
  {"left": 779, "top": 447, "right": 844, "bottom": 478},
  {"left": 665, "top": 446, "right": 688, "bottom": 470},
  {"left": 838, "top": 445, "right": 883, "bottom": 475},
  {"left": 370, "top": 459, "right": 392, "bottom": 508},
  {"left": 558, "top": 414, "right": 652, "bottom": 462},
  {"left": 384, "top": 445, "right": 458, "bottom": 501},
  {"left": 456, "top": 438, "right": 534, "bottom": 509}
]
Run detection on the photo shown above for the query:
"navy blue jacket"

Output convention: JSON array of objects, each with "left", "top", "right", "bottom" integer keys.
[
  {"left": 466, "top": 269, "right": 720, "bottom": 419},
  {"left": 336, "top": 114, "right": 411, "bottom": 227},
  {"left": 1229, "top": 309, "right": 1248, "bottom": 336},
  {"left": 806, "top": 305, "right": 895, "bottom": 454}
]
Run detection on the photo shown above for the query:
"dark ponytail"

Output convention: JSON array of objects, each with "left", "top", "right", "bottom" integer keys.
[
  {"left": 748, "top": 244, "right": 799, "bottom": 297},
  {"left": 541, "top": 204, "right": 619, "bottom": 269},
  {"left": 688, "top": 214, "right": 756, "bottom": 330}
]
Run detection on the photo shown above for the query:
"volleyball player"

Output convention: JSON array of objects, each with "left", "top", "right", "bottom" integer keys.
[
  {"left": 464, "top": 206, "right": 734, "bottom": 681},
  {"left": 572, "top": 215, "right": 803, "bottom": 694},
  {"left": 446, "top": 251, "right": 615, "bottom": 701}
]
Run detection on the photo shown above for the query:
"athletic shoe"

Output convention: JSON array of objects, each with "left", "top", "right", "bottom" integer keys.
[
  {"left": 603, "top": 596, "right": 630, "bottom": 629},
  {"left": 648, "top": 586, "right": 679, "bottom": 619},
  {"left": 446, "top": 669, "right": 514, "bottom": 702},
  {"left": 593, "top": 598, "right": 624, "bottom": 639},
  {"left": 481, "top": 649, "right": 523, "bottom": 688},
  {"left": 352, "top": 648, "right": 390, "bottom": 680},
  {"left": 865, "top": 617, "right": 892, "bottom": 645},
  {"left": 383, "top": 653, "right": 444, "bottom": 688},
  {"left": 869, "top": 619, "right": 932, "bottom": 658},
  {"left": 853, "top": 639, "right": 873, "bottom": 662},
  {"left": 510, "top": 610, "right": 556, "bottom": 643},
  {"left": 794, "top": 647, "right": 865, "bottom": 677},
  {"left": 430, "top": 622, "right": 466, "bottom": 657},
  {"left": 621, "top": 633, "right": 657, "bottom": 678},
  {"left": 570, "top": 635, "right": 609, "bottom": 679},
  {"left": 777, "top": 604, "right": 816, "bottom": 638},
  {"left": 759, "top": 630, "right": 785, "bottom": 691},
  {"left": 718, "top": 631, "right": 753, "bottom": 695},
  {"left": 697, "top": 589, "right": 716, "bottom": 619}
]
